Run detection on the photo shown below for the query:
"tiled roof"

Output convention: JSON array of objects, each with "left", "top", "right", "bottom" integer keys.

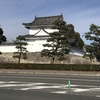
[{"left": 23, "top": 14, "right": 63, "bottom": 28}]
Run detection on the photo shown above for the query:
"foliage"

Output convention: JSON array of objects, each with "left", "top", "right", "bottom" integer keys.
[
  {"left": 67, "top": 24, "right": 84, "bottom": 49},
  {"left": 0, "top": 28, "right": 7, "bottom": 43},
  {"left": 0, "top": 28, "right": 7, "bottom": 54},
  {"left": 41, "top": 20, "right": 70, "bottom": 63},
  {"left": 84, "top": 24, "right": 100, "bottom": 61},
  {"left": 41, "top": 20, "right": 84, "bottom": 64},
  {"left": 13, "top": 36, "right": 28, "bottom": 63},
  {"left": 0, "top": 63, "right": 100, "bottom": 71}
]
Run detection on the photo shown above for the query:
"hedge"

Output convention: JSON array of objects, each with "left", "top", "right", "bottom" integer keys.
[{"left": 0, "top": 63, "right": 100, "bottom": 71}]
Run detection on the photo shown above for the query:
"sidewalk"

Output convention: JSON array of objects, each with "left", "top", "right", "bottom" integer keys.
[{"left": 0, "top": 69, "right": 100, "bottom": 76}]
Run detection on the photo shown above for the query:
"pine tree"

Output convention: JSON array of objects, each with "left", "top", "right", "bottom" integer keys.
[
  {"left": 13, "top": 36, "right": 28, "bottom": 63},
  {"left": 0, "top": 28, "right": 7, "bottom": 44},
  {"left": 0, "top": 28, "right": 7, "bottom": 54},
  {"left": 41, "top": 20, "right": 70, "bottom": 64},
  {"left": 67, "top": 24, "right": 84, "bottom": 49},
  {"left": 84, "top": 24, "right": 100, "bottom": 61}
]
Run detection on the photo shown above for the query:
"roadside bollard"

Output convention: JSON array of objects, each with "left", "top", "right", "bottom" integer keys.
[{"left": 68, "top": 81, "right": 71, "bottom": 89}]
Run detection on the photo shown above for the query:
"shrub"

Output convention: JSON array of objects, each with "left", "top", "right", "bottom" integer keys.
[{"left": 0, "top": 63, "right": 100, "bottom": 71}]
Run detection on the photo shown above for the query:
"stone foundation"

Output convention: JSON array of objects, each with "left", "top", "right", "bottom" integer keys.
[{"left": 0, "top": 52, "right": 94, "bottom": 64}]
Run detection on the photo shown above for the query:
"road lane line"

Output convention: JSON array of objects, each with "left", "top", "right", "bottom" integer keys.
[
  {"left": 96, "top": 95, "right": 100, "bottom": 97},
  {"left": 51, "top": 91, "right": 67, "bottom": 94}
]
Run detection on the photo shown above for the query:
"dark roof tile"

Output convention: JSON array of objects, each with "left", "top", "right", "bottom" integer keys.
[{"left": 23, "top": 14, "right": 63, "bottom": 28}]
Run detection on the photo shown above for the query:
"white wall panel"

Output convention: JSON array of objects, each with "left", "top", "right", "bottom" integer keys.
[
  {"left": 29, "top": 28, "right": 58, "bottom": 36},
  {"left": 0, "top": 45, "right": 17, "bottom": 53}
]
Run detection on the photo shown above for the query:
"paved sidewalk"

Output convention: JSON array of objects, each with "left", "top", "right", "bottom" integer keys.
[{"left": 0, "top": 69, "right": 100, "bottom": 76}]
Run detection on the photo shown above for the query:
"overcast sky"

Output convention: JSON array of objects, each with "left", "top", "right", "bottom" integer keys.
[{"left": 0, "top": 0, "right": 100, "bottom": 44}]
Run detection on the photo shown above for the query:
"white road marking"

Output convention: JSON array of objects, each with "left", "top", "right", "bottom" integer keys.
[
  {"left": 90, "top": 88, "right": 100, "bottom": 91},
  {"left": 51, "top": 91, "right": 67, "bottom": 94},
  {"left": 0, "top": 81, "right": 24, "bottom": 83},
  {"left": 19, "top": 84, "right": 80, "bottom": 91},
  {"left": 0, "top": 81, "right": 100, "bottom": 97},
  {"left": 72, "top": 88, "right": 90, "bottom": 92},
  {"left": 0, "top": 81, "right": 46, "bottom": 88},
  {"left": 96, "top": 95, "right": 100, "bottom": 97}
]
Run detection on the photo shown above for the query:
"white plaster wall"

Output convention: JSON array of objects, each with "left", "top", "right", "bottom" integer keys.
[
  {"left": 0, "top": 45, "right": 17, "bottom": 53},
  {"left": 0, "top": 42, "right": 84, "bottom": 57},
  {"left": 29, "top": 29, "right": 40, "bottom": 35},
  {"left": 29, "top": 28, "right": 58, "bottom": 36},
  {"left": 0, "top": 40, "right": 47, "bottom": 53},
  {"left": 70, "top": 48, "right": 84, "bottom": 56},
  {"left": 27, "top": 40, "right": 47, "bottom": 52}
]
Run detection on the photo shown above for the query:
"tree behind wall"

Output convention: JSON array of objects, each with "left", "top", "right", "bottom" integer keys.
[
  {"left": 13, "top": 36, "right": 28, "bottom": 63},
  {"left": 84, "top": 24, "right": 100, "bottom": 62},
  {"left": 67, "top": 24, "right": 84, "bottom": 49},
  {"left": 0, "top": 28, "right": 7, "bottom": 54}
]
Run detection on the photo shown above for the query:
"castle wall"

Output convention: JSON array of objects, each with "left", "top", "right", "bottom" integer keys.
[
  {"left": 0, "top": 53, "right": 91, "bottom": 64},
  {"left": 0, "top": 45, "right": 17, "bottom": 53},
  {"left": 27, "top": 40, "right": 47, "bottom": 52},
  {"left": 70, "top": 48, "right": 85, "bottom": 56},
  {"left": 0, "top": 40, "right": 47, "bottom": 53},
  {"left": 0, "top": 43, "right": 84, "bottom": 57}
]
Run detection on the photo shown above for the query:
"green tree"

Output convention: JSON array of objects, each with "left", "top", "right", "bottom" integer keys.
[
  {"left": 13, "top": 36, "right": 28, "bottom": 63},
  {"left": 41, "top": 20, "right": 70, "bottom": 64},
  {"left": 68, "top": 24, "right": 84, "bottom": 49},
  {"left": 84, "top": 24, "right": 100, "bottom": 61},
  {"left": 0, "top": 28, "right": 7, "bottom": 54},
  {"left": 0, "top": 28, "right": 7, "bottom": 44}
]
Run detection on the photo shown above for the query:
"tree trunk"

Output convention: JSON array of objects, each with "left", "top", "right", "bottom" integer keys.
[
  {"left": 50, "top": 55, "right": 55, "bottom": 64},
  {"left": 18, "top": 52, "right": 21, "bottom": 64},
  {"left": 18, "top": 56, "right": 20, "bottom": 64}
]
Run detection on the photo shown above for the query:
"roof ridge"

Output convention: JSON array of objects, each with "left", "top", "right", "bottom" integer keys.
[{"left": 35, "top": 14, "right": 62, "bottom": 19}]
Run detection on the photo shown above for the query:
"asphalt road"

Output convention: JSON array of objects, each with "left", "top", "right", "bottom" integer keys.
[{"left": 0, "top": 71, "right": 100, "bottom": 100}]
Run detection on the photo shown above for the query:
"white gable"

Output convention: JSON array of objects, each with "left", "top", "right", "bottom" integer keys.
[
  {"left": 29, "top": 29, "right": 40, "bottom": 35},
  {"left": 29, "top": 28, "right": 58, "bottom": 36}
]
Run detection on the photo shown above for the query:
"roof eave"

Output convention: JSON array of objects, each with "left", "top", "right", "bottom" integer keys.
[{"left": 23, "top": 25, "right": 53, "bottom": 29}]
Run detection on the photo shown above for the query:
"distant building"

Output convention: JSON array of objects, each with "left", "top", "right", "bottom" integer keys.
[{"left": 0, "top": 14, "right": 84, "bottom": 56}]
